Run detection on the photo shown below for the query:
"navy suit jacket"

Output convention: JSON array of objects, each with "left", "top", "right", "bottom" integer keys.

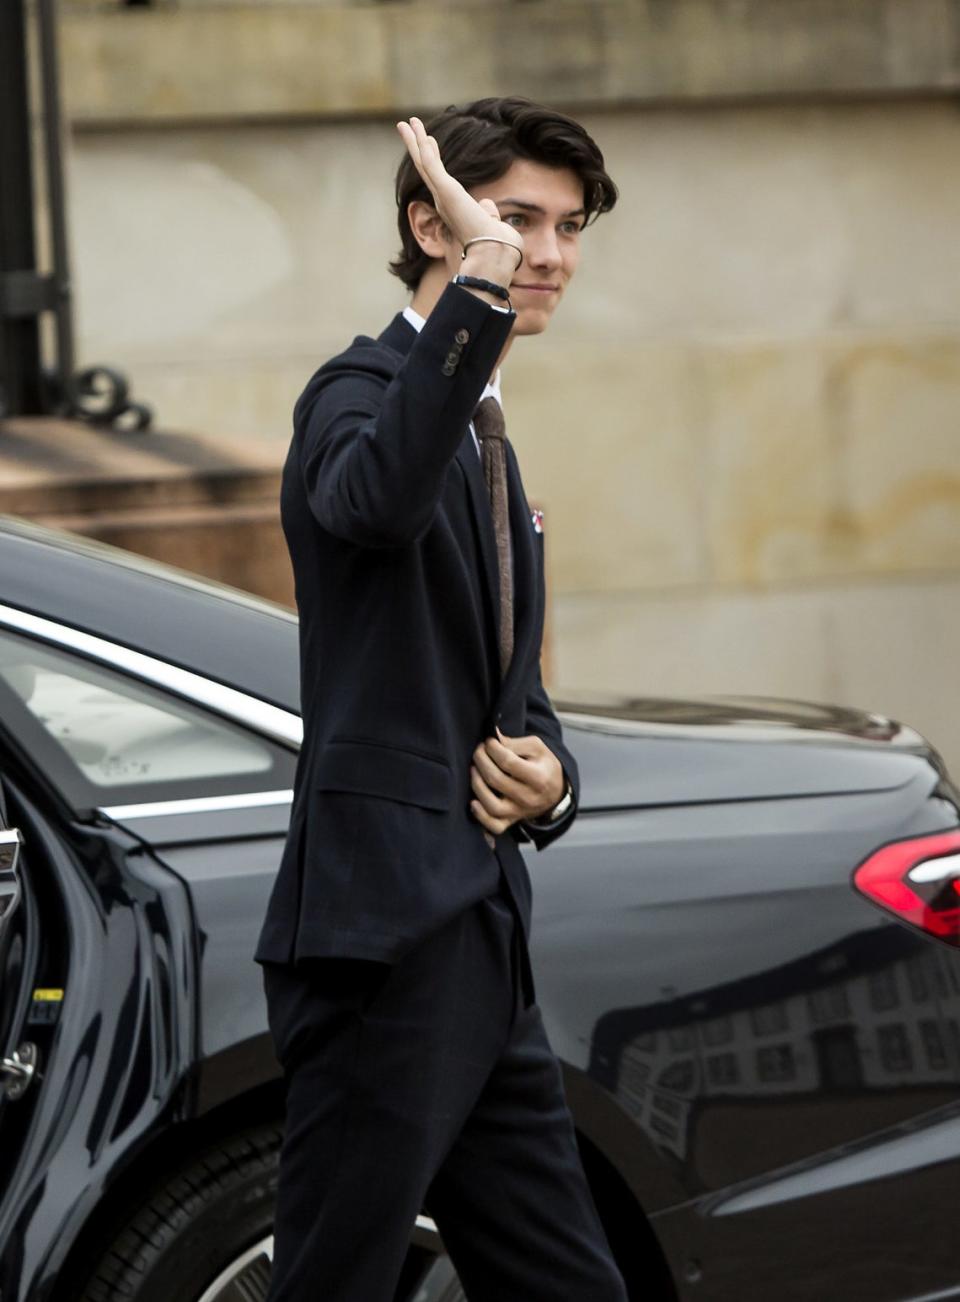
[{"left": 255, "top": 283, "right": 580, "bottom": 967}]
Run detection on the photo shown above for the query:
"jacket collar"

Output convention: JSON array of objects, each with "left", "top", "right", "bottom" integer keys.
[{"left": 377, "top": 311, "right": 418, "bottom": 358}]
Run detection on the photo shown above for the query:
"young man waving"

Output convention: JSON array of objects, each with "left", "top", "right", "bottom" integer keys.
[{"left": 256, "top": 97, "right": 626, "bottom": 1302}]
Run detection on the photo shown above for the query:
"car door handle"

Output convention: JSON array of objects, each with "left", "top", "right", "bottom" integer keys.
[
  {"left": 0, "top": 827, "right": 24, "bottom": 924},
  {"left": 1, "top": 1042, "right": 38, "bottom": 1101}
]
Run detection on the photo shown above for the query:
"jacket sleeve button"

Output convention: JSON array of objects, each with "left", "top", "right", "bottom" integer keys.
[
  {"left": 441, "top": 361, "right": 456, "bottom": 376},
  {"left": 455, "top": 328, "right": 470, "bottom": 345}
]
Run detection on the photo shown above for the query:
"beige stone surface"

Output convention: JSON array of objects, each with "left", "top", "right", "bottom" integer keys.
[
  {"left": 561, "top": 103, "right": 960, "bottom": 341},
  {"left": 71, "top": 123, "right": 399, "bottom": 364},
  {"left": 69, "top": 101, "right": 960, "bottom": 353},
  {"left": 697, "top": 344, "right": 837, "bottom": 586},
  {"left": 504, "top": 342, "right": 709, "bottom": 593},
  {"left": 837, "top": 340, "right": 960, "bottom": 572},
  {"left": 108, "top": 356, "right": 321, "bottom": 446},
  {"left": 698, "top": 336, "right": 960, "bottom": 587},
  {"left": 59, "top": 1, "right": 960, "bottom": 124},
  {"left": 62, "top": 7, "right": 391, "bottom": 123}
]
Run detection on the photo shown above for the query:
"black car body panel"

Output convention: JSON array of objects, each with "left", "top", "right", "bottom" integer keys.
[{"left": 1, "top": 517, "right": 959, "bottom": 1302}]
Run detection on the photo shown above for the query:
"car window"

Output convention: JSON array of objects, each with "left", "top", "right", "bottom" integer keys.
[{"left": 0, "top": 628, "right": 296, "bottom": 808}]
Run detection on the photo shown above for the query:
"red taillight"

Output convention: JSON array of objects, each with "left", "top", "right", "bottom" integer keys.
[{"left": 853, "top": 829, "right": 960, "bottom": 945}]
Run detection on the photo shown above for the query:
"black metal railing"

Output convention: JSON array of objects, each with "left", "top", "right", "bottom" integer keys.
[{"left": 0, "top": 0, "right": 151, "bottom": 429}]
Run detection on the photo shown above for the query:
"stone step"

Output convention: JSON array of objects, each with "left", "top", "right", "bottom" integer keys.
[{"left": 0, "top": 417, "right": 292, "bottom": 607}]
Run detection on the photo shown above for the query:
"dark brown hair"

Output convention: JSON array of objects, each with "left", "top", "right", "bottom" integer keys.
[{"left": 389, "top": 96, "right": 618, "bottom": 291}]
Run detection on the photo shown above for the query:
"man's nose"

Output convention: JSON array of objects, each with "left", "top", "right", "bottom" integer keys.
[{"left": 526, "top": 228, "right": 563, "bottom": 271}]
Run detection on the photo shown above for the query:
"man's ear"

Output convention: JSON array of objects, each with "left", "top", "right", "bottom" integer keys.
[{"left": 407, "top": 199, "right": 452, "bottom": 258}]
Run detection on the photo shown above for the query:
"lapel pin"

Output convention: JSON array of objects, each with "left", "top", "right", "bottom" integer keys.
[{"left": 531, "top": 509, "right": 544, "bottom": 534}]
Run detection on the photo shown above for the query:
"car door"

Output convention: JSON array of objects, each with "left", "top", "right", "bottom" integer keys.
[{"left": 0, "top": 781, "right": 33, "bottom": 1123}]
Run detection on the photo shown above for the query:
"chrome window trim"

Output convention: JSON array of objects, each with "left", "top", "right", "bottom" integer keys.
[
  {"left": 0, "top": 601, "right": 303, "bottom": 750},
  {"left": 100, "top": 790, "right": 294, "bottom": 821}
]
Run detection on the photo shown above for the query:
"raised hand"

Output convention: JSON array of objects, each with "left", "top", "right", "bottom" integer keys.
[{"left": 397, "top": 117, "right": 523, "bottom": 270}]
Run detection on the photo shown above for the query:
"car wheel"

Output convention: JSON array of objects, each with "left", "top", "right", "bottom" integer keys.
[
  {"left": 77, "top": 1124, "right": 280, "bottom": 1302},
  {"left": 77, "top": 1123, "right": 464, "bottom": 1302}
]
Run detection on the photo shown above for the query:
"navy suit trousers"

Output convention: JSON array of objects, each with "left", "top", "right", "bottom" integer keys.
[{"left": 262, "top": 878, "right": 628, "bottom": 1302}]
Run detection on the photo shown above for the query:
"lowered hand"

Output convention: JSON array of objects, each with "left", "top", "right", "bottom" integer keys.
[{"left": 470, "top": 729, "right": 565, "bottom": 836}]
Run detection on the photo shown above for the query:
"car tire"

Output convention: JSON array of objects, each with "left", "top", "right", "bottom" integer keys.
[
  {"left": 75, "top": 1122, "right": 465, "bottom": 1302},
  {"left": 77, "top": 1123, "right": 280, "bottom": 1302}
]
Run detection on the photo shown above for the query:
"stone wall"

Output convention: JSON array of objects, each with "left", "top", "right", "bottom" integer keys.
[
  {"left": 56, "top": 3, "right": 960, "bottom": 774},
  {"left": 60, "top": 0, "right": 960, "bottom": 123}
]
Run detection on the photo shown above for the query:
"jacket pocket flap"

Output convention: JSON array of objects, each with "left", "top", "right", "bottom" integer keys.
[{"left": 314, "top": 740, "right": 453, "bottom": 812}]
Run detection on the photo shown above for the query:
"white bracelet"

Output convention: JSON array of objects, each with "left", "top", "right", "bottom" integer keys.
[{"left": 461, "top": 236, "right": 524, "bottom": 270}]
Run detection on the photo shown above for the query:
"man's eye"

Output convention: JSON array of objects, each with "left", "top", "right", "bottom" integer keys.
[
  {"left": 504, "top": 213, "right": 526, "bottom": 228},
  {"left": 559, "top": 221, "right": 581, "bottom": 235}
]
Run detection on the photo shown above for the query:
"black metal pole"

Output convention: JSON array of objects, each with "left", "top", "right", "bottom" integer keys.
[
  {"left": 0, "top": 0, "right": 150, "bottom": 429},
  {"left": 37, "top": 0, "right": 76, "bottom": 391},
  {"left": 0, "top": 0, "right": 43, "bottom": 416}
]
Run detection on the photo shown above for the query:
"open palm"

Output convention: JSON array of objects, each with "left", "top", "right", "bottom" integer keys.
[{"left": 397, "top": 117, "right": 523, "bottom": 262}]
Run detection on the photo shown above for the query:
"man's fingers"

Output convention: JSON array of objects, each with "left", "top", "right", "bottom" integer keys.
[
  {"left": 494, "top": 729, "right": 547, "bottom": 762},
  {"left": 473, "top": 742, "right": 527, "bottom": 795},
  {"left": 481, "top": 736, "right": 532, "bottom": 781},
  {"left": 470, "top": 800, "right": 511, "bottom": 835},
  {"left": 470, "top": 765, "right": 510, "bottom": 815},
  {"left": 410, "top": 118, "right": 449, "bottom": 190},
  {"left": 396, "top": 120, "right": 420, "bottom": 163},
  {"left": 397, "top": 118, "right": 442, "bottom": 194},
  {"left": 470, "top": 765, "right": 520, "bottom": 820}
]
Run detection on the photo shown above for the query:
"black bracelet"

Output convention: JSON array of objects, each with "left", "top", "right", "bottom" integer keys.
[{"left": 451, "top": 274, "right": 512, "bottom": 310}]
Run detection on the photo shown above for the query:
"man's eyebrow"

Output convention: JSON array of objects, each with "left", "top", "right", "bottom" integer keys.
[{"left": 497, "top": 198, "right": 587, "bottom": 218}]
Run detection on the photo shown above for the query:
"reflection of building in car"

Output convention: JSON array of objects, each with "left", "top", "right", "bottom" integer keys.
[{"left": 596, "top": 939, "right": 959, "bottom": 1164}]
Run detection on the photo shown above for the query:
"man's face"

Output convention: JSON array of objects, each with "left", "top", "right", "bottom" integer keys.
[{"left": 458, "top": 159, "right": 585, "bottom": 336}]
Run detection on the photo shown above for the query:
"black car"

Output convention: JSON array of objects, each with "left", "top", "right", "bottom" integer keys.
[{"left": 1, "top": 514, "right": 959, "bottom": 1302}]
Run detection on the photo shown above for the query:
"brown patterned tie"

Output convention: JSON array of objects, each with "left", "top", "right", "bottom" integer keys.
[{"left": 473, "top": 396, "right": 513, "bottom": 677}]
